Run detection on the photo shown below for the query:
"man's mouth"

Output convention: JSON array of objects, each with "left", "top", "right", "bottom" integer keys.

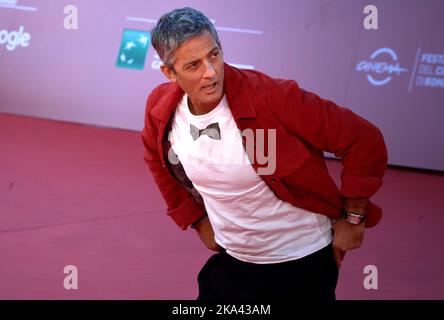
[{"left": 202, "top": 81, "right": 217, "bottom": 91}]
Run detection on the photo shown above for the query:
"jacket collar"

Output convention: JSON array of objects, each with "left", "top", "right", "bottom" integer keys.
[{"left": 150, "top": 63, "right": 256, "bottom": 123}]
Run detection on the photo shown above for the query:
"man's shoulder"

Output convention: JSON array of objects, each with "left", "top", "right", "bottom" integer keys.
[
  {"left": 145, "top": 82, "right": 176, "bottom": 111},
  {"left": 228, "top": 67, "right": 300, "bottom": 106},
  {"left": 232, "top": 66, "right": 298, "bottom": 92},
  {"left": 148, "top": 82, "right": 175, "bottom": 100}
]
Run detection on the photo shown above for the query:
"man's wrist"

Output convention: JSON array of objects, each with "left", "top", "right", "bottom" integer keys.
[{"left": 344, "top": 198, "right": 369, "bottom": 214}]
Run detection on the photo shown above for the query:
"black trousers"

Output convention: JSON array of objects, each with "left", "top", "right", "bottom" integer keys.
[{"left": 197, "top": 243, "right": 339, "bottom": 301}]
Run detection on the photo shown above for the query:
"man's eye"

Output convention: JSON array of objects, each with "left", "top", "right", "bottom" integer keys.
[
  {"left": 212, "top": 52, "right": 219, "bottom": 58},
  {"left": 189, "top": 63, "right": 198, "bottom": 69}
]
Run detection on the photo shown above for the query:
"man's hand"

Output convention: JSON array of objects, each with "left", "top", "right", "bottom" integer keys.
[
  {"left": 332, "top": 197, "right": 369, "bottom": 268},
  {"left": 193, "top": 216, "right": 222, "bottom": 252},
  {"left": 332, "top": 219, "right": 365, "bottom": 268}
]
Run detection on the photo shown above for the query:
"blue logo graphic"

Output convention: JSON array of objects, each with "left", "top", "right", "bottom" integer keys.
[
  {"left": 116, "top": 29, "right": 150, "bottom": 70},
  {"left": 356, "top": 47, "right": 408, "bottom": 86}
]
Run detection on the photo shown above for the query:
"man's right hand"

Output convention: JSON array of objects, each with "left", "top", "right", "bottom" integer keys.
[{"left": 193, "top": 216, "right": 222, "bottom": 252}]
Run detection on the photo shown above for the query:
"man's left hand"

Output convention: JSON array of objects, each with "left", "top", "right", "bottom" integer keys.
[{"left": 332, "top": 219, "right": 365, "bottom": 268}]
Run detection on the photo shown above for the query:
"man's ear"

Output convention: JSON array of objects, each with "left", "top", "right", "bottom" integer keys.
[{"left": 160, "top": 65, "right": 177, "bottom": 82}]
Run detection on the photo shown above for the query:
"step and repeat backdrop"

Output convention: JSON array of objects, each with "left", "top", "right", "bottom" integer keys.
[{"left": 0, "top": 0, "right": 443, "bottom": 171}]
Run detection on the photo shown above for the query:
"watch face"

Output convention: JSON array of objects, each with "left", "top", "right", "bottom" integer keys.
[{"left": 347, "top": 214, "right": 363, "bottom": 225}]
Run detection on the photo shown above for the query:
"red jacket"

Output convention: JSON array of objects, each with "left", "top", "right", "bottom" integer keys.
[{"left": 141, "top": 63, "right": 388, "bottom": 230}]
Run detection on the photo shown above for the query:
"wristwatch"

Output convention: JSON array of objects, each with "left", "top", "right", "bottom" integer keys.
[{"left": 343, "top": 211, "right": 366, "bottom": 225}]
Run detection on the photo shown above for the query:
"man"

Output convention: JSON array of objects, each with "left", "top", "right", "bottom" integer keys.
[{"left": 141, "top": 7, "right": 387, "bottom": 300}]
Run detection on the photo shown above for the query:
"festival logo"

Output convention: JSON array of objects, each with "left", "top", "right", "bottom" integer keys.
[{"left": 356, "top": 47, "right": 408, "bottom": 86}]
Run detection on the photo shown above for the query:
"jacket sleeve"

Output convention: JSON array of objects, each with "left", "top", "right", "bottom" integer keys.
[
  {"left": 141, "top": 89, "right": 206, "bottom": 230},
  {"left": 269, "top": 80, "right": 388, "bottom": 200}
]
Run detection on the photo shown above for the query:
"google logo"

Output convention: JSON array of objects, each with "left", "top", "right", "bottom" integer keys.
[{"left": 0, "top": 26, "right": 31, "bottom": 51}]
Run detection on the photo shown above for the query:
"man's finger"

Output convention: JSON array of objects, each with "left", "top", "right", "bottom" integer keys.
[{"left": 333, "top": 247, "right": 345, "bottom": 268}]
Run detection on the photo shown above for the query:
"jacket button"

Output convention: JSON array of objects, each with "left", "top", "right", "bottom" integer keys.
[{"left": 270, "top": 178, "right": 275, "bottom": 184}]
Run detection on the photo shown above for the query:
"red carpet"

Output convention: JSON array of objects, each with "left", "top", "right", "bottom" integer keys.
[{"left": 0, "top": 112, "right": 443, "bottom": 299}]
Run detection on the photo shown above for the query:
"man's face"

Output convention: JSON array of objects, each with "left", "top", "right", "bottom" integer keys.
[{"left": 161, "top": 30, "right": 224, "bottom": 111}]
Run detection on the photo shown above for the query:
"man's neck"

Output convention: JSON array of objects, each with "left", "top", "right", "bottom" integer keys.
[{"left": 188, "top": 97, "right": 221, "bottom": 116}]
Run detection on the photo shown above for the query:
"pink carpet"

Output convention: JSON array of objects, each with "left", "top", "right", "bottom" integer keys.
[{"left": 1, "top": 112, "right": 443, "bottom": 299}]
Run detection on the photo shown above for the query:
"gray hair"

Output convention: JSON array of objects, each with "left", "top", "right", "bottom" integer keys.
[{"left": 151, "top": 7, "right": 222, "bottom": 69}]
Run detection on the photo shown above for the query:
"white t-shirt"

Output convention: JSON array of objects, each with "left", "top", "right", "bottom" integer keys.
[{"left": 169, "top": 93, "right": 332, "bottom": 264}]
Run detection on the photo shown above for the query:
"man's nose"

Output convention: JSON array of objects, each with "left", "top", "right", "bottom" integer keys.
[{"left": 202, "top": 60, "right": 216, "bottom": 78}]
